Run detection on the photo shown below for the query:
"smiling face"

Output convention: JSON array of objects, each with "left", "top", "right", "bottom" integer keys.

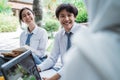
[
  {"left": 21, "top": 9, "right": 35, "bottom": 25},
  {"left": 58, "top": 9, "right": 76, "bottom": 32}
]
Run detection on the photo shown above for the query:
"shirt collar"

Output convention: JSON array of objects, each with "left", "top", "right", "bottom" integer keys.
[{"left": 25, "top": 25, "right": 38, "bottom": 35}]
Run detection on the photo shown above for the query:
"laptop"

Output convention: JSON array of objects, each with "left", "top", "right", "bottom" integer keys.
[{"left": 1, "top": 50, "right": 42, "bottom": 80}]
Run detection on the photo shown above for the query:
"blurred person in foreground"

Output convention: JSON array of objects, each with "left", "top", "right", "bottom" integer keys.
[
  {"left": 37, "top": 3, "right": 85, "bottom": 80},
  {"left": 63, "top": 0, "right": 120, "bottom": 80}
]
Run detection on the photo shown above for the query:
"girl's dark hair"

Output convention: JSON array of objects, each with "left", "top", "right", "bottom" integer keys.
[
  {"left": 55, "top": 3, "right": 78, "bottom": 19},
  {"left": 19, "top": 7, "right": 34, "bottom": 25}
]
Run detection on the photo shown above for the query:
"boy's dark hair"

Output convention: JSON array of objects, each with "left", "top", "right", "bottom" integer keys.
[
  {"left": 55, "top": 3, "right": 78, "bottom": 19},
  {"left": 19, "top": 7, "right": 34, "bottom": 25}
]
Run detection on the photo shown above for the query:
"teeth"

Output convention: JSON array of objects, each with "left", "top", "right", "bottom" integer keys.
[
  {"left": 65, "top": 23, "right": 69, "bottom": 24},
  {"left": 26, "top": 20, "right": 31, "bottom": 23},
  {"left": 64, "top": 22, "right": 70, "bottom": 25},
  {"left": 27, "top": 20, "right": 31, "bottom": 21}
]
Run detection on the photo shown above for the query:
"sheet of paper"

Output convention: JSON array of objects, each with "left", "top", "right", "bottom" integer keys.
[{"left": 40, "top": 69, "right": 57, "bottom": 78}]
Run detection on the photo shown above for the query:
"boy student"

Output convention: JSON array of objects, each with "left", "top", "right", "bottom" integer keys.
[{"left": 37, "top": 3, "right": 83, "bottom": 80}]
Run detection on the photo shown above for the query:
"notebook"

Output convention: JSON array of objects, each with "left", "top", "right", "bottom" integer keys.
[{"left": 1, "top": 50, "right": 41, "bottom": 80}]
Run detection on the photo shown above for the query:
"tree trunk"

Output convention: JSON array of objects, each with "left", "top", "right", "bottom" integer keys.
[{"left": 33, "top": 0, "right": 42, "bottom": 26}]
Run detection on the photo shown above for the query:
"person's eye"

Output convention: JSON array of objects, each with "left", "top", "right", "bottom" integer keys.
[
  {"left": 68, "top": 14, "right": 72, "bottom": 17},
  {"left": 27, "top": 12, "right": 31, "bottom": 16},
  {"left": 60, "top": 15, "right": 65, "bottom": 18},
  {"left": 22, "top": 14, "right": 26, "bottom": 18}
]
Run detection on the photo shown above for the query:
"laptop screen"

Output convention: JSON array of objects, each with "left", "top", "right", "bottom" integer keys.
[{"left": 1, "top": 50, "right": 41, "bottom": 80}]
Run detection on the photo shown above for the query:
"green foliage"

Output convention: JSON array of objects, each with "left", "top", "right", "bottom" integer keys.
[
  {"left": 0, "top": 0, "right": 17, "bottom": 32},
  {"left": 74, "top": 1, "right": 88, "bottom": 23},
  {"left": 44, "top": 19, "right": 59, "bottom": 32},
  {"left": 61, "top": 0, "right": 88, "bottom": 23},
  {"left": 46, "top": 39, "right": 54, "bottom": 52},
  {"left": 0, "top": 0, "right": 12, "bottom": 14},
  {"left": 0, "top": 14, "right": 19, "bottom": 32},
  {"left": 43, "top": 19, "right": 60, "bottom": 38}
]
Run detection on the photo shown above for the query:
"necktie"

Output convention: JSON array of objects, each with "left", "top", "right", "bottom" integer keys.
[
  {"left": 25, "top": 33, "right": 33, "bottom": 46},
  {"left": 66, "top": 32, "right": 72, "bottom": 50}
]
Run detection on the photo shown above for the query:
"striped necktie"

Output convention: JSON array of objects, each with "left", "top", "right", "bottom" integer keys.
[{"left": 25, "top": 33, "right": 33, "bottom": 46}]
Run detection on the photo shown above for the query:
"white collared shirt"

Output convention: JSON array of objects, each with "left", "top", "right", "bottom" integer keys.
[
  {"left": 20, "top": 26, "right": 48, "bottom": 58},
  {"left": 39, "top": 23, "right": 82, "bottom": 76}
]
